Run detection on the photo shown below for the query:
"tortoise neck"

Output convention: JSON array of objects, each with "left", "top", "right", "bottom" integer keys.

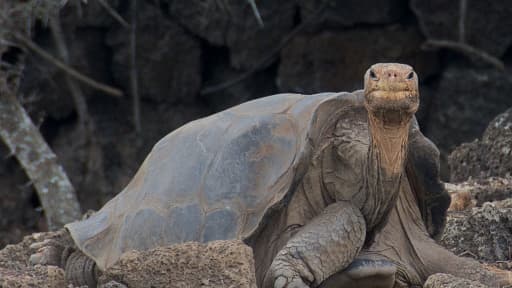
[
  {"left": 367, "top": 113, "right": 411, "bottom": 178},
  {"left": 363, "top": 112, "right": 412, "bottom": 227}
]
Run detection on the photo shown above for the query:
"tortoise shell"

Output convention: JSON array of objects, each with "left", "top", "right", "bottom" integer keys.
[{"left": 65, "top": 91, "right": 448, "bottom": 271}]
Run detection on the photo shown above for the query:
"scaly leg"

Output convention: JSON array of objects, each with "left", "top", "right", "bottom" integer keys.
[
  {"left": 29, "top": 228, "right": 99, "bottom": 287},
  {"left": 263, "top": 202, "right": 366, "bottom": 288}
]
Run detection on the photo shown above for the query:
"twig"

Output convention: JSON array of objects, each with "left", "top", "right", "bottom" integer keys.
[
  {"left": 247, "top": 0, "right": 264, "bottom": 28},
  {"left": 458, "top": 0, "right": 467, "bottom": 43},
  {"left": 200, "top": 0, "right": 328, "bottom": 95},
  {"left": 49, "top": 16, "right": 89, "bottom": 128},
  {"left": 0, "top": 60, "right": 14, "bottom": 68},
  {"left": 97, "top": 0, "right": 129, "bottom": 28},
  {"left": 130, "top": 0, "right": 141, "bottom": 133},
  {"left": 423, "top": 39, "right": 505, "bottom": 71},
  {"left": 458, "top": 250, "right": 478, "bottom": 258},
  {"left": 12, "top": 32, "right": 123, "bottom": 97}
]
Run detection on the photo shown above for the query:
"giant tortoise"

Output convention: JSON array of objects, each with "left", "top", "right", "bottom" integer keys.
[{"left": 30, "top": 63, "right": 512, "bottom": 287}]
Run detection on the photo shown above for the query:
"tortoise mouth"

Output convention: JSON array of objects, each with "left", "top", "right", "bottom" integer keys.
[{"left": 365, "top": 90, "right": 419, "bottom": 127}]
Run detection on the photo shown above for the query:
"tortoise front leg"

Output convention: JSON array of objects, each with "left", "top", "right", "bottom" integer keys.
[{"left": 263, "top": 202, "right": 366, "bottom": 288}]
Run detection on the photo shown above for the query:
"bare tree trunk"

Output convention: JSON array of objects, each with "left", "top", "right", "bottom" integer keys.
[
  {"left": 0, "top": 0, "right": 82, "bottom": 231},
  {"left": 0, "top": 87, "right": 81, "bottom": 230}
]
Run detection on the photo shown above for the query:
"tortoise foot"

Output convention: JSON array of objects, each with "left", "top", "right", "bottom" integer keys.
[
  {"left": 319, "top": 259, "right": 397, "bottom": 288},
  {"left": 29, "top": 230, "right": 75, "bottom": 268},
  {"left": 65, "top": 250, "right": 99, "bottom": 287}
]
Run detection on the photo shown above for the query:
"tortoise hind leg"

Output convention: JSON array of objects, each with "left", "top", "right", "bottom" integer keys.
[
  {"left": 29, "top": 228, "right": 100, "bottom": 287},
  {"left": 263, "top": 202, "right": 366, "bottom": 288},
  {"left": 65, "top": 250, "right": 100, "bottom": 287}
]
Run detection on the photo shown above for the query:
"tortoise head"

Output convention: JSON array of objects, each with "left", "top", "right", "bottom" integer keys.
[{"left": 363, "top": 63, "right": 419, "bottom": 126}]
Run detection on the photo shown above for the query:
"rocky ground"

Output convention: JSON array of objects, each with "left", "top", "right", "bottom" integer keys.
[{"left": 0, "top": 234, "right": 256, "bottom": 288}]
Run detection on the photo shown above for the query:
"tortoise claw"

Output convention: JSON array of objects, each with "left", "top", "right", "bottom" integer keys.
[
  {"left": 29, "top": 240, "right": 65, "bottom": 267},
  {"left": 29, "top": 236, "right": 74, "bottom": 268}
]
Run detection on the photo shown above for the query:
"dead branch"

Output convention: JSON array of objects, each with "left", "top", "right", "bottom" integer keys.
[
  {"left": 12, "top": 33, "right": 124, "bottom": 97},
  {"left": 97, "top": 0, "right": 129, "bottom": 28},
  {"left": 49, "top": 14, "right": 110, "bottom": 205},
  {"left": 0, "top": 0, "right": 82, "bottom": 230},
  {"left": 423, "top": 40, "right": 505, "bottom": 71},
  {"left": 0, "top": 85, "right": 82, "bottom": 230},
  {"left": 458, "top": 0, "right": 467, "bottom": 43},
  {"left": 130, "top": 0, "right": 141, "bottom": 133},
  {"left": 247, "top": 0, "right": 264, "bottom": 28},
  {"left": 200, "top": 0, "right": 329, "bottom": 95},
  {"left": 49, "top": 16, "right": 89, "bottom": 128}
]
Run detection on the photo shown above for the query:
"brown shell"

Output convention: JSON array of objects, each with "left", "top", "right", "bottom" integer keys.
[{"left": 65, "top": 92, "right": 362, "bottom": 271}]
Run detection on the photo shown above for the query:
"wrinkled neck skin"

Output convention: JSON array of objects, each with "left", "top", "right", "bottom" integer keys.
[{"left": 363, "top": 111, "right": 412, "bottom": 229}]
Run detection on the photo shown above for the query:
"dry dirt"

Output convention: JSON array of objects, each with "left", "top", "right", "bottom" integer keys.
[{"left": 0, "top": 234, "right": 256, "bottom": 288}]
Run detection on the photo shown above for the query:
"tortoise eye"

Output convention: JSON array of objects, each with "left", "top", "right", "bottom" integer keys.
[
  {"left": 406, "top": 72, "right": 414, "bottom": 80},
  {"left": 369, "top": 70, "right": 378, "bottom": 80}
]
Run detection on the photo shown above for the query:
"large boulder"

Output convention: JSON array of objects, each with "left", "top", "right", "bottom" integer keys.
[
  {"left": 449, "top": 107, "right": 512, "bottom": 182},
  {"left": 411, "top": 0, "right": 512, "bottom": 57},
  {"left": 277, "top": 25, "right": 439, "bottom": 93},
  {"left": 423, "top": 67, "right": 512, "bottom": 174},
  {"left": 167, "top": 0, "right": 295, "bottom": 70},
  {"left": 441, "top": 203, "right": 512, "bottom": 262},
  {"left": 98, "top": 240, "right": 257, "bottom": 288}
]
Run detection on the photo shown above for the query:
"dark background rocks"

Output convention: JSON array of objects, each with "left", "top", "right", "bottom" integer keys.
[
  {"left": 411, "top": 0, "right": 512, "bottom": 57},
  {"left": 449, "top": 107, "right": 512, "bottom": 182},
  {"left": 1, "top": 0, "right": 512, "bottom": 248}
]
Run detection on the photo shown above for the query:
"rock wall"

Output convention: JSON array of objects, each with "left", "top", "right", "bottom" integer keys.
[{"left": 1, "top": 0, "right": 512, "bottom": 247}]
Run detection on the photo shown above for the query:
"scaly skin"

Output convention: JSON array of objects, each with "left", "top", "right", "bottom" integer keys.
[
  {"left": 29, "top": 225, "right": 99, "bottom": 286},
  {"left": 263, "top": 202, "right": 366, "bottom": 287}
]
